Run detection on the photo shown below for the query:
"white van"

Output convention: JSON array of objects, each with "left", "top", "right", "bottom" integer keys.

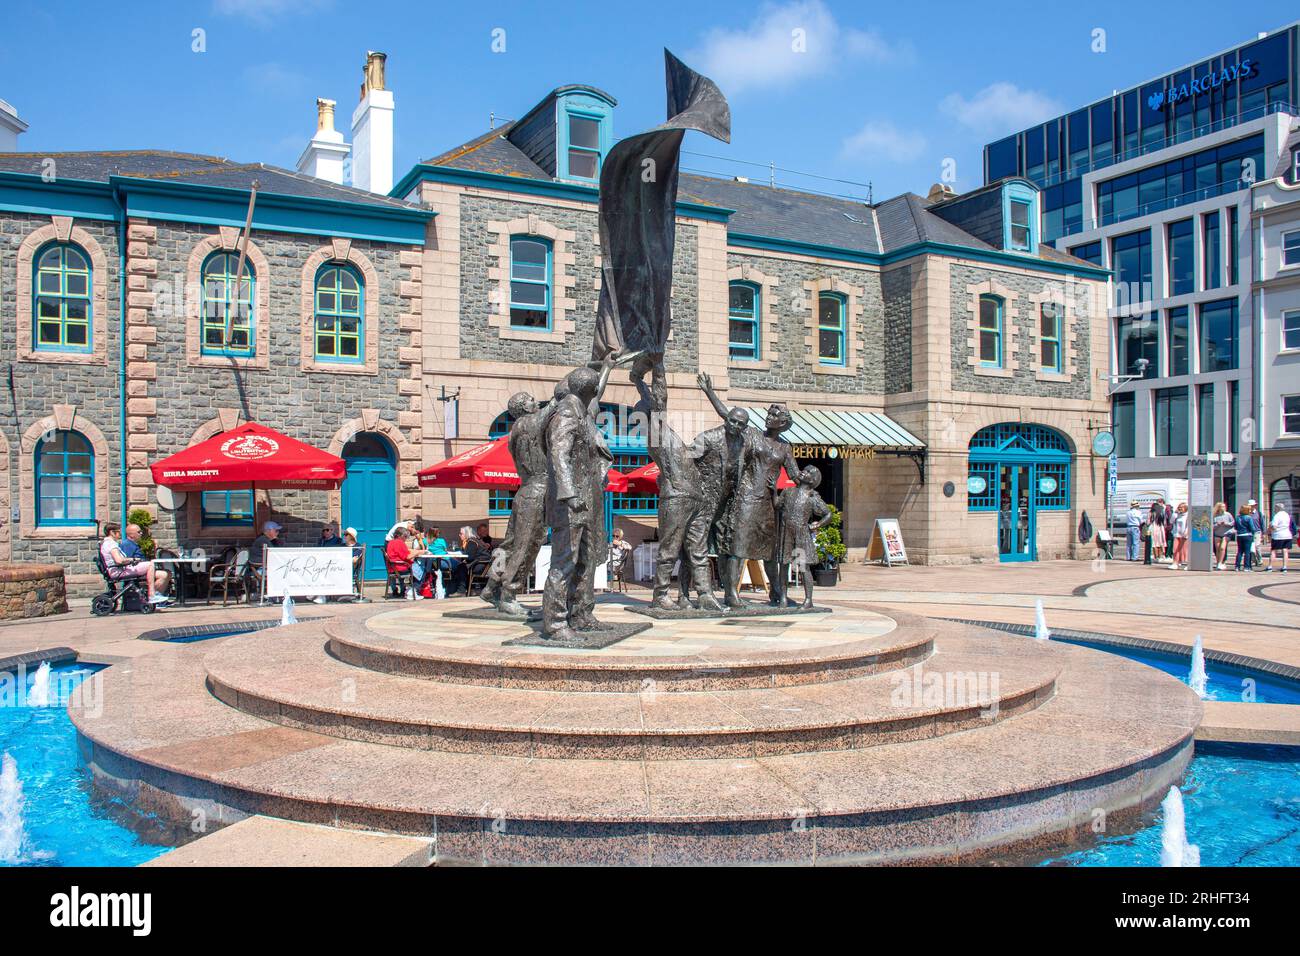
[{"left": 1108, "top": 479, "right": 1188, "bottom": 528}]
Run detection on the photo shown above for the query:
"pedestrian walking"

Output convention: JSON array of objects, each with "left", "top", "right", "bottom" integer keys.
[{"left": 1147, "top": 500, "right": 1167, "bottom": 565}]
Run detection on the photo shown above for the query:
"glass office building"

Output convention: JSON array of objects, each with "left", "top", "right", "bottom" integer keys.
[{"left": 983, "top": 23, "right": 1299, "bottom": 508}]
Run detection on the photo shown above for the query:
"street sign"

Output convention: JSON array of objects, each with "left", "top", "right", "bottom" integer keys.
[{"left": 1107, "top": 453, "right": 1118, "bottom": 498}]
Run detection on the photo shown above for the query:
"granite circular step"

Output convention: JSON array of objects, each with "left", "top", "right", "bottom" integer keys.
[
  {"left": 70, "top": 620, "right": 1203, "bottom": 865},
  {"left": 203, "top": 625, "right": 1059, "bottom": 759},
  {"left": 325, "top": 600, "right": 935, "bottom": 691}
]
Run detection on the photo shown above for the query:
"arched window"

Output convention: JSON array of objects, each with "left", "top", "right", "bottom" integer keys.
[
  {"left": 817, "top": 292, "right": 846, "bottom": 365},
  {"left": 314, "top": 263, "right": 364, "bottom": 363},
  {"left": 36, "top": 429, "right": 95, "bottom": 526},
  {"left": 978, "top": 294, "right": 1004, "bottom": 367},
  {"left": 729, "top": 281, "right": 761, "bottom": 360},
  {"left": 201, "top": 252, "right": 255, "bottom": 356},
  {"left": 34, "top": 242, "right": 92, "bottom": 353},
  {"left": 509, "top": 236, "right": 551, "bottom": 329}
]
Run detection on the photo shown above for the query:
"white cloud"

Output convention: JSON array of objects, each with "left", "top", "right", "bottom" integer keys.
[
  {"left": 940, "top": 82, "right": 1063, "bottom": 137},
  {"left": 840, "top": 120, "right": 926, "bottom": 164},
  {"left": 692, "top": 0, "right": 909, "bottom": 95},
  {"left": 214, "top": 0, "right": 329, "bottom": 24}
]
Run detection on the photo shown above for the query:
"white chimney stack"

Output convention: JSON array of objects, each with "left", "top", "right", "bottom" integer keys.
[
  {"left": 350, "top": 51, "right": 393, "bottom": 194},
  {"left": 296, "top": 97, "right": 350, "bottom": 185},
  {"left": 0, "top": 99, "right": 28, "bottom": 152}
]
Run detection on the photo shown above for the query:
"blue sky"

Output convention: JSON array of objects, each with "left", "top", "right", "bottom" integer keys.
[{"left": 1, "top": 1, "right": 1288, "bottom": 200}]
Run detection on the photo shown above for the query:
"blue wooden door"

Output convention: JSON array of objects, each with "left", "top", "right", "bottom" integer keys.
[{"left": 341, "top": 434, "right": 396, "bottom": 580}]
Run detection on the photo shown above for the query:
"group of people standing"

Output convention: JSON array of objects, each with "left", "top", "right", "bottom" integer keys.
[
  {"left": 1125, "top": 497, "right": 1294, "bottom": 572},
  {"left": 481, "top": 349, "right": 832, "bottom": 643}
]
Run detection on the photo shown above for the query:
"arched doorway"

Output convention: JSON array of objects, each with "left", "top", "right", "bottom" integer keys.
[
  {"left": 967, "top": 423, "right": 1071, "bottom": 563},
  {"left": 341, "top": 432, "right": 396, "bottom": 580}
]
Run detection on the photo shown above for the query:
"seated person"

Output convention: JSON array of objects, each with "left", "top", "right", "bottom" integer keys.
[
  {"left": 476, "top": 522, "right": 494, "bottom": 552},
  {"left": 247, "top": 520, "right": 283, "bottom": 593},
  {"left": 100, "top": 522, "right": 169, "bottom": 605},
  {"left": 343, "top": 527, "right": 365, "bottom": 569},
  {"left": 384, "top": 527, "right": 417, "bottom": 597},
  {"left": 319, "top": 523, "right": 344, "bottom": 548},
  {"left": 607, "top": 527, "right": 634, "bottom": 579},
  {"left": 385, "top": 518, "right": 417, "bottom": 542},
  {"left": 449, "top": 526, "right": 492, "bottom": 596}
]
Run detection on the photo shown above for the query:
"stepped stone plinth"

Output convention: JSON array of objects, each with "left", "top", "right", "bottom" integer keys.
[{"left": 71, "top": 598, "right": 1201, "bottom": 865}]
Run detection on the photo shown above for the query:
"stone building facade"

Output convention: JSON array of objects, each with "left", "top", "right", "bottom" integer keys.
[{"left": 0, "top": 82, "right": 1111, "bottom": 584}]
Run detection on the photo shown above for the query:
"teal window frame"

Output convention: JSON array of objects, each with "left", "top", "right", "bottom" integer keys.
[
  {"left": 508, "top": 235, "right": 552, "bottom": 330},
  {"left": 728, "top": 281, "right": 761, "bottom": 360},
  {"left": 488, "top": 411, "right": 519, "bottom": 515},
  {"left": 555, "top": 92, "right": 613, "bottom": 184},
  {"left": 563, "top": 109, "right": 604, "bottom": 183},
  {"left": 1002, "top": 182, "right": 1039, "bottom": 252},
  {"left": 33, "top": 241, "right": 92, "bottom": 354},
  {"left": 978, "top": 294, "right": 1004, "bottom": 368},
  {"left": 200, "top": 489, "right": 255, "bottom": 527},
  {"left": 35, "top": 429, "right": 95, "bottom": 527},
  {"left": 967, "top": 424, "right": 1072, "bottom": 514},
  {"left": 1039, "top": 302, "right": 1062, "bottom": 373},
  {"left": 313, "top": 263, "right": 364, "bottom": 364},
  {"left": 817, "top": 292, "right": 847, "bottom": 366},
  {"left": 200, "top": 251, "right": 255, "bottom": 357}
]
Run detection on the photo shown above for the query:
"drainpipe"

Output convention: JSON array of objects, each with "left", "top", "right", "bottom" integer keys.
[{"left": 113, "top": 185, "right": 128, "bottom": 523}]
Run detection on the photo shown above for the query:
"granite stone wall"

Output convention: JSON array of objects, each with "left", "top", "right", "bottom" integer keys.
[
  {"left": 948, "top": 262, "right": 1092, "bottom": 400},
  {"left": 142, "top": 222, "right": 413, "bottom": 552},
  {"left": 881, "top": 265, "right": 912, "bottom": 394},
  {"left": 724, "top": 250, "right": 885, "bottom": 395},
  {"left": 0, "top": 211, "right": 123, "bottom": 570},
  {"left": 457, "top": 194, "right": 700, "bottom": 373}
]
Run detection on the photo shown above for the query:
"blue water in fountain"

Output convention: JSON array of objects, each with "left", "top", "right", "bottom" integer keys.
[
  {"left": 1053, "top": 637, "right": 1300, "bottom": 704},
  {"left": 0, "top": 662, "right": 172, "bottom": 867},
  {"left": 1046, "top": 744, "right": 1300, "bottom": 866}
]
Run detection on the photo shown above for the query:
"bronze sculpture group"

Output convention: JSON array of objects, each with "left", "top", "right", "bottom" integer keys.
[{"left": 478, "top": 51, "right": 833, "bottom": 644}]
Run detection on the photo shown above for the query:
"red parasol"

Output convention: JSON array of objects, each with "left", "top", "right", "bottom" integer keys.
[
  {"left": 150, "top": 422, "right": 346, "bottom": 492},
  {"left": 418, "top": 437, "right": 628, "bottom": 492},
  {"left": 623, "top": 461, "right": 796, "bottom": 494}
]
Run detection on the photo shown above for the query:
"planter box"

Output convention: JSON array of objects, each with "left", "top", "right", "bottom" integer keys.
[{"left": 813, "top": 567, "right": 838, "bottom": 587}]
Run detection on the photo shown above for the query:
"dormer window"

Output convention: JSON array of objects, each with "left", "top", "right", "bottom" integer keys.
[
  {"left": 1001, "top": 182, "right": 1039, "bottom": 254},
  {"left": 566, "top": 112, "right": 602, "bottom": 181},
  {"left": 1009, "top": 199, "right": 1032, "bottom": 251}
]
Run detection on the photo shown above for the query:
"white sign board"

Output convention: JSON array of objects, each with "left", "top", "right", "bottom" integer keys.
[
  {"left": 532, "top": 545, "right": 608, "bottom": 592},
  {"left": 265, "top": 547, "right": 354, "bottom": 597},
  {"left": 868, "top": 518, "right": 908, "bottom": 566}
]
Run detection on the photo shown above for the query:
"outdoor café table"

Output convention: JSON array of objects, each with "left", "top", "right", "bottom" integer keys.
[
  {"left": 150, "top": 553, "right": 209, "bottom": 607},
  {"left": 413, "top": 551, "right": 467, "bottom": 597}
]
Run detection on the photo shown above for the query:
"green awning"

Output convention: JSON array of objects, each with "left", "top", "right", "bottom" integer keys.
[{"left": 744, "top": 407, "right": 925, "bottom": 452}]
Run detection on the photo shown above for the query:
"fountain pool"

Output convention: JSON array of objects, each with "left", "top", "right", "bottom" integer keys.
[
  {"left": 0, "top": 662, "right": 173, "bottom": 867},
  {"left": 1043, "top": 743, "right": 1300, "bottom": 866},
  {"left": 1052, "top": 636, "right": 1300, "bottom": 704}
]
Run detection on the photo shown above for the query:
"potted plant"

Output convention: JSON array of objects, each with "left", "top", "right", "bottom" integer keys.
[
  {"left": 126, "top": 508, "right": 157, "bottom": 560},
  {"left": 813, "top": 505, "right": 847, "bottom": 587}
]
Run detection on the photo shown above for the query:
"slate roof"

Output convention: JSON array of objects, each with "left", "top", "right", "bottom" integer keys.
[
  {"left": 0, "top": 149, "right": 422, "bottom": 210},
  {"left": 423, "top": 127, "right": 1099, "bottom": 267}
]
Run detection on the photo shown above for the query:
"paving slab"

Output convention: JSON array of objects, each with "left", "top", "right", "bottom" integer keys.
[{"left": 143, "top": 816, "right": 432, "bottom": 867}]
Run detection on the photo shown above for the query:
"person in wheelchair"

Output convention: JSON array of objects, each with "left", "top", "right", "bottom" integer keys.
[{"left": 100, "top": 522, "right": 170, "bottom": 606}]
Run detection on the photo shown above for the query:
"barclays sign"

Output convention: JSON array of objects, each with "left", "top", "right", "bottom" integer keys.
[{"left": 1148, "top": 59, "right": 1256, "bottom": 111}]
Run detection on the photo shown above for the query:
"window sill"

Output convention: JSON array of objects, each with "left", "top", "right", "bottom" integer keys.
[
  {"left": 19, "top": 348, "right": 107, "bottom": 366},
  {"left": 812, "top": 362, "right": 855, "bottom": 377},
  {"left": 1035, "top": 370, "right": 1070, "bottom": 383},
  {"left": 189, "top": 352, "right": 269, "bottom": 371},
  {"left": 24, "top": 525, "right": 98, "bottom": 540},
  {"left": 973, "top": 365, "right": 1014, "bottom": 379}
]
